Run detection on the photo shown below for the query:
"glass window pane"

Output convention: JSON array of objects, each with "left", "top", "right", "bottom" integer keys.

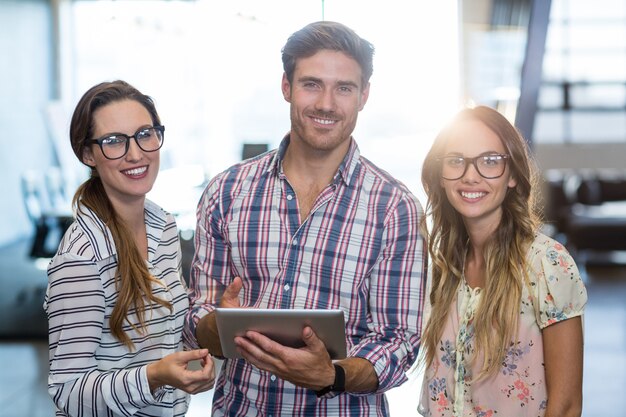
[
  {"left": 570, "top": 84, "right": 626, "bottom": 108},
  {"left": 570, "top": 112, "right": 626, "bottom": 142},
  {"left": 69, "top": 0, "right": 460, "bottom": 203},
  {"left": 566, "top": 24, "right": 626, "bottom": 50},
  {"left": 465, "top": 29, "right": 526, "bottom": 106},
  {"left": 566, "top": 0, "right": 626, "bottom": 20},
  {"left": 545, "top": 23, "right": 567, "bottom": 50},
  {"left": 566, "top": 54, "right": 626, "bottom": 81},
  {"left": 533, "top": 112, "right": 567, "bottom": 144},
  {"left": 538, "top": 85, "right": 564, "bottom": 108},
  {"left": 542, "top": 54, "right": 567, "bottom": 81}
]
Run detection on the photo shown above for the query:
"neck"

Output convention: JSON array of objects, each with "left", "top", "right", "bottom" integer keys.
[
  {"left": 463, "top": 221, "right": 493, "bottom": 271},
  {"left": 110, "top": 196, "right": 146, "bottom": 233},
  {"left": 282, "top": 139, "right": 349, "bottom": 188}
]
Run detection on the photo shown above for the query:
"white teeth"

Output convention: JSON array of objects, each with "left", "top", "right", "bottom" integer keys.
[
  {"left": 313, "top": 118, "right": 335, "bottom": 125},
  {"left": 461, "top": 191, "right": 486, "bottom": 199},
  {"left": 123, "top": 166, "right": 147, "bottom": 176}
]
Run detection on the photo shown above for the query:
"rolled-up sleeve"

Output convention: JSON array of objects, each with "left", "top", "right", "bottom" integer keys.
[
  {"left": 183, "top": 173, "right": 232, "bottom": 349},
  {"left": 349, "top": 192, "right": 427, "bottom": 393}
]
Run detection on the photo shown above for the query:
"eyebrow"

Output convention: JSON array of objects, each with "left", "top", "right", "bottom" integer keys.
[
  {"left": 95, "top": 124, "right": 153, "bottom": 139},
  {"left": 444, "top": 151, "right": 504, "bottom": 157}
]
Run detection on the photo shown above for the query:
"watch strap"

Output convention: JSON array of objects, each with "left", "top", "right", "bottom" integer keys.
[{"left": 315, "top": 364, "right": 345, "bottom": 397}]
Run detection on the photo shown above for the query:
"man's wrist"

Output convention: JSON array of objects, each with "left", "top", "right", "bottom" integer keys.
[
  {"left": 197, "top": 312, "right": 225, "bottom": 358},
  {"left": 315, "top": 364, "right": 345, "bottom": 397}
]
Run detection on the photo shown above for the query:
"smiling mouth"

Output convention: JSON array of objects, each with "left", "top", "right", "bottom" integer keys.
[
  {"left": 311, "top": 116, "right": 337, "bottom": 126},
  {"left": 461, "top": 191, "right": 486, "bottom": 199},
  {"left": 122, "top": 166, "right": 147, "bottom": 176}
]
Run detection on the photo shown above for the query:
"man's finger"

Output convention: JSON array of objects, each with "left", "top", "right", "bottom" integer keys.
[
  {"left": 302, "top": 326, "right": 325, "bottom": 351},
  {"left": 222, "top": 276, "right": 243, "bottom": 304}
]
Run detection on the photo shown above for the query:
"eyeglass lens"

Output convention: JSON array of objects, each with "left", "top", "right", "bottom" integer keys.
[
  {"left": 100, "top": 127, "right": 163, "bottom": 159},
  {"left": 441, "top": 155, "right": 507, "bottom": 180}
]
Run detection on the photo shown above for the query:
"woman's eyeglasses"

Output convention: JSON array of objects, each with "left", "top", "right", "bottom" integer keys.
[
  {"left": 88, "top": 125, "right": 165, "bottom": 160},
  {"left": 438, "top": 153, "right": 509, "bottom": 180}
]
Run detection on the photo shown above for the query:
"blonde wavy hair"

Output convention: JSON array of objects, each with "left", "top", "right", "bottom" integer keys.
[
  {"left": 420, "top": 106, "right": 541, "bottom": 380},
  {"left": 70, "top": 80, "right": 172, "bottom": 349}
]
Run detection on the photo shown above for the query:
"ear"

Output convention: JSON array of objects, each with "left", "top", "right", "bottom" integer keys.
[
  {"left": 82, "top": 146, "right": 96, "bottom": 168},
  {"left": 508, "top": 175, "right": 517, "bottom": 189},
  {"left": 358, "top": 81, "right": 370, "bottom": 111},
  {"left": 281, "top": 73, "right": 292, "bottom": 103}
]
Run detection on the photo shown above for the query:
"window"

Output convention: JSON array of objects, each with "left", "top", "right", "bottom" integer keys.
[
  {"left": 62, "top": 0, "right": 460, "bottom": 199},
  {"left": 534, "top": 0, "right": 626, "bottom": 144},
  {"left": 59, "top": 1, "right": 459, "bottom": 413}
]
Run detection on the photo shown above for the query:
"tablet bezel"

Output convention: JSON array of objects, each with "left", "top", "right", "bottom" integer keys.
[{"left": 215, "top": 308, "right": 347, "bottom": 360}]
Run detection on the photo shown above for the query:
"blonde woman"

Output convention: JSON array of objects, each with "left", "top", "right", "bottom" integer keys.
[
  {"left": 418, "top": 106, "right": 587, "bottom": 417},
  {"left": 44, "top": 80, "right": 214, "bottom": 417}
]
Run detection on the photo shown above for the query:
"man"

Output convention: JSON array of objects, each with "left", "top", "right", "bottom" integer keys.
[{"left": 184, "top": 21, "right": 426, "bottom": 416}]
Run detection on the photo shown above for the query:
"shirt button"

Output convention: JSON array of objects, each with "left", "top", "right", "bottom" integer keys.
[
  {"left": 286, "top": 194, "right": 293, "bottom": 201},
  {"left": 283, "top": 284, "right": 290, "bottom": 291},
  {"left": 293, "top": 239, "right": 298, "bottom": 246},
  {"left": 270, "top": 375, "right": 276, "bottom": 382}
]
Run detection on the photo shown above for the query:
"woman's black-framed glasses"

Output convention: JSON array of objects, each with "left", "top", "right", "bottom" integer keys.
[
  {"left": 438, "top": 153, "right": 510, "bottom": 180},
  {"left": 88, "top": 125, "right": 165, "bottom": 160}
]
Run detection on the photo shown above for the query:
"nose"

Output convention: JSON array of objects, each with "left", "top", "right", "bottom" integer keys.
[
  {"left": 125, "top": 137, "right": 143, "bottom": 161},
  {"left": 315, "top": 88, "right": 336, "bottom": 112},
  {"left": 461, "top": 161, "right": 481, "bottom": 182}
]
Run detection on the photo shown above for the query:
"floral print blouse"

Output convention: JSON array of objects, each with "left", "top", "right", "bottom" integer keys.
[{"left": 418, "top": 233, "right": 588, "bottom": 417}]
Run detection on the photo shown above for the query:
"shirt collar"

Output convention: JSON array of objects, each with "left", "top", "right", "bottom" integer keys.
[
  {"left": 267, "top": 134, "right": 361, "bottom": 187},
  {"left": 75, "top": 198, "right": 166, "bottom": 262}
]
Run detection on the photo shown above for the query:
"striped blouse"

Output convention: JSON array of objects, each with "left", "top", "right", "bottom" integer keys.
[
  {"left": 44, "top": 199, "right": 190, "bottom": 417},
  {"left": 185, "top": 136, "right": 427, "bottom": 416}
]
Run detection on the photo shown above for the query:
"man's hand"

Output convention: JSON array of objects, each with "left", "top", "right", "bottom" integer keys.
[
  {"left": 234, "top": 326, "right": 336, "bottom": 391},
  {"left": 219, "top": 276, "right": 243, "bottom": 308},
  {"left": 196, "top": 277, "right": 243, "bottom": 356}
]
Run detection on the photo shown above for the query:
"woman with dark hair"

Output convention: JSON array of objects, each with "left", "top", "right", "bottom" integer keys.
[
  {"left": 418, "top": 106, "right": 587, "bottom": 417},
  {"left": 45, "top": 80, "right": 214, "bottom": 417}
]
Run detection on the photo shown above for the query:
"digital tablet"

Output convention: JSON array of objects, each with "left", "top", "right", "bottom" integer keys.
[{"left": 215, "top": 308, "right": 347, "bottom": 359}]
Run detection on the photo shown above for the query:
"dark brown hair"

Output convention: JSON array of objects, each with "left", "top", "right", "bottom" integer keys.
[
  {"left": 70, "top": 80, "right": 170, "bottom": 349},
  {"left": 281, "top": 21, "right": 374, "bottom": 87}
]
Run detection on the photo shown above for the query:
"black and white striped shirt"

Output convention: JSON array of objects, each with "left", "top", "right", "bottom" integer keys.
[{"left": 44, "top": 199, "right": 190, "bottom": 417}]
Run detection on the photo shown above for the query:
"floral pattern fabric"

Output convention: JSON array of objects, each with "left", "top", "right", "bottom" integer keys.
[{"left": 419, "top": 233, "right": 587, "bottom": 417}]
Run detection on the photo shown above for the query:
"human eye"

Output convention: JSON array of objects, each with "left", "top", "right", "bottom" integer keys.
[
  {"left": 479, "top": 155, "right": 503, "bottom": 168},
  {"left": 135, "top": 127, "right": 154, "bottom": 140},
  {"left": 481, "top": 155, "right": 503, "bottom": 167},
  {"left": 100, "top": 135, "right": 126, "bottom": 146},
  {"left": 445, "top": 156, "right": 465, "bottom": 167},
  {"left": 302, "top": 81, "right": 320, "bottom": 90}
]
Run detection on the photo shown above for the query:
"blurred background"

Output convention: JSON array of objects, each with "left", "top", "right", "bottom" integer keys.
[{"left": 1, "top": 0, "right": 625, "bottom": 415}]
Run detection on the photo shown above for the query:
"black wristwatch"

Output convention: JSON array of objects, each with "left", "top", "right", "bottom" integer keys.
[{"left": 315, "top": 364, "right": 346, "bottom": 397}]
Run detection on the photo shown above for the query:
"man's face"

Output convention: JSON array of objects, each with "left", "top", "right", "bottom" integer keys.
[{"left": 282, "top": 49, "right": 370, "bottom": 155}]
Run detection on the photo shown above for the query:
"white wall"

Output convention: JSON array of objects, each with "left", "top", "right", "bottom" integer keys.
[{"left": 0, "top": 0, "right": 56, "bottom": 246}]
